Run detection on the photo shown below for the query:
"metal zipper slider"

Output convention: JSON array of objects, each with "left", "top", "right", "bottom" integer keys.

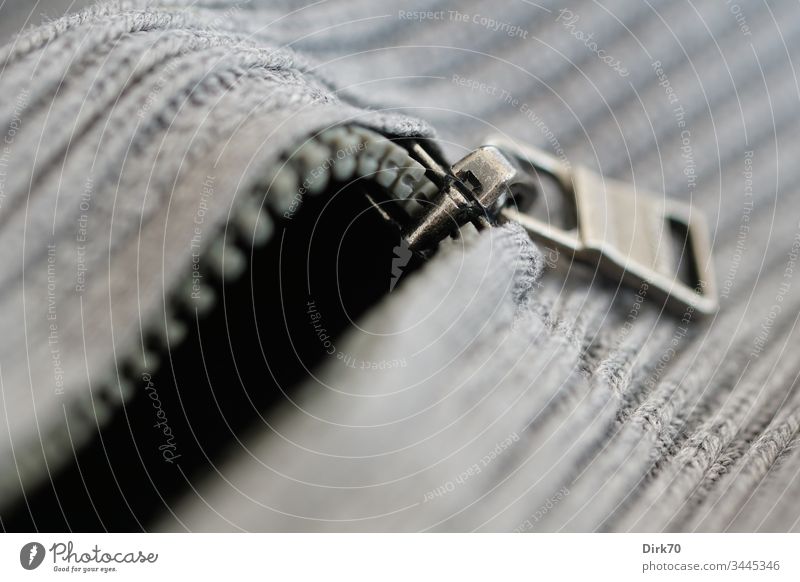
[
  {"left": 402, "top": 137, "right": 718, "bottom": 315},
  {"left": 403, "top": 144, "right": 534, "bottom": 251}
]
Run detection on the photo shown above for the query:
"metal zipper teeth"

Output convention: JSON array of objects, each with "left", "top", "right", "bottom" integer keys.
[{"left": 3, "top": 125, "right": 437, "bottom": 502}]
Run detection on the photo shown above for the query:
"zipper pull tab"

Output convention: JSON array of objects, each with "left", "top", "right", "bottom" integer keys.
[{"left": 402, "top": 137, "right": 718, "bottom": 315}]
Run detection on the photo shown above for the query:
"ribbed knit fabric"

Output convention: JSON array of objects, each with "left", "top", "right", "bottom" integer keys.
[
  {"left": 0, "top": 0, "right": 432, "bottom": 515},
  {"left": 2, "top": 0, "right": 800, "bottom": 531}
]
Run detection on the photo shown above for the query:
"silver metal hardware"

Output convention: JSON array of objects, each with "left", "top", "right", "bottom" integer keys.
[
  {"left": 400, "top": 137, "right": 718, "bottom": 316},
  {"left": 404, "top": 145, "right": 533, "bottom": 251}
]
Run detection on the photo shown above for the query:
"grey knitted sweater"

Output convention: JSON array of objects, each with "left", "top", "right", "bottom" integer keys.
[{"left": 1, "top": 0, "right": 799, "bottom": 532}]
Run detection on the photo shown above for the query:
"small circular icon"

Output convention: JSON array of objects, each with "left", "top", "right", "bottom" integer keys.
[{"left": 20, "top": 542, "right": 46, "bottom": 570}]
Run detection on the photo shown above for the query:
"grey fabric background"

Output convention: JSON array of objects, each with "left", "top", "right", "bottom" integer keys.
[
  {"left": 1, "top": 0, "right": 799, "bottom": 531},
  {"left": 0, "top": 0, "right": 93, "bottom": 44}
]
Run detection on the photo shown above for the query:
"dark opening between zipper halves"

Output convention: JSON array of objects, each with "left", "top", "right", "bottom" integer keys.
[{"left": 2, "top": 136, "right": 426, "bottom": 532}]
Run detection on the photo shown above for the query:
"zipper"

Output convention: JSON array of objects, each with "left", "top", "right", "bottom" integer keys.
[
  {"left": 77, "top": 123, "right": 720, "bottom": 440},
  {"left": 17, "top": 123, "right": 718, "bottom": 467},
  {"left": 5, "top": 122, "right": 717, "bottom": 528},
  {"left": 380, "top": 135, "right": 718, "bottom": 316}
]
